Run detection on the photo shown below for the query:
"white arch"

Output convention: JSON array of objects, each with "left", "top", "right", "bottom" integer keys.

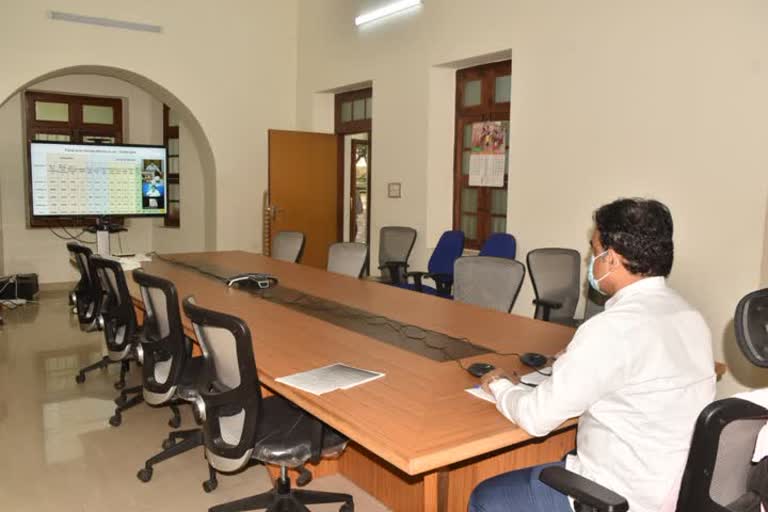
[{"left": 1, "top": 64, "right": 217, "bottom": 249}]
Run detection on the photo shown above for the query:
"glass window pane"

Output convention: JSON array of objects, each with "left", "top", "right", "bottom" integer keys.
[
  {"left": 353, "top": 99, "right": 366, "bottom": 120},
  {"left": 35, "top": 101, "right": 69, "bottom": 122},
  {"left": 82, "top": 105, "right": 114, "bottom": 124},
  {"left": 461, "top": 187, "right": 478, "bottom": 213},
  {"left": 462, "top": 151, "right": 471, "bottom": 175},
  {"left": 341, "top": 101, "right": 352, "bottom": 122},
  {"left": 365, "top": 97, "right": 372, "bottom": 119},
  {"left": 82, "top": 135, "right": 115, "bottom": 144},
  {"left": 461, "top": 214, "right": 478, "bottom": 239},
  {"left": 463, "top": 123, "right": 473, "bottom": 148},
  {"left": 168, "top": 138, "right": 179, "bottom": 155},
  {"left": 494, "top": 75, "right": 511, "bottom": 103},
  {"left": 491, "top": 189, "right": 507, "bottom": 215},
  {"left": 168, "top": 109, "right": 179, "bottom": 127},
  {"left": 463, "top": 80, "right": 482, "bottom": 107},
  {"left": 491, "top": 216, "right": 507, "bottom": 233}
]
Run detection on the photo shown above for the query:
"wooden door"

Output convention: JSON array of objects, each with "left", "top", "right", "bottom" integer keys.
[{"left": 268, "top": 130, "right": 340, "bottom": 269}]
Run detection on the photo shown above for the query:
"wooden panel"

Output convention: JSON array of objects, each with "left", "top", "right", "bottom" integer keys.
[{"left": 268, "top": 130, "right": 339, "bottom": 269}]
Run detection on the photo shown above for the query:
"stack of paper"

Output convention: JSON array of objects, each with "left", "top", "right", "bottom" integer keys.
[
  {"left": 275, "top": 363, "right": 385, "bottom": 395},
  {"left": 111, "top": 253, "right": 152, "bottom": 271},
  {"left": 465, "top": 368, "right": 552, "bottom": 404}
]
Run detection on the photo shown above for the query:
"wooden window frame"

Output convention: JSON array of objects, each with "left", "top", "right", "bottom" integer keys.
[
  {"left": 335, "top": 88, "right": 372, "bottom": 135},
  {"left": 452, "top": 60, "right": 511, "bottom": 250},
  {"left": 25, "top": 90, "right": 123, "bottom": 228},
  {"left": 163, "top": 105, "right": 180, "bottom": 227}
]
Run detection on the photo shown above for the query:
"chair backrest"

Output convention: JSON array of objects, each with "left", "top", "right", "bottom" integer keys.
[
  {"left": 453, "top": 256, "right": 526, "bottom": 313},
  {"left": 327, "top": 242, "right": 368, "bottom": 278},
  {"left": 182, "top": 297, "right": 262, "bottom": 473},
  {"left": 676, "top": 398, "right": 768, "bottom": 511},
  {"left": 90, "top": 255, "right": 139, "bottom": 359},
  {"left": 132, "top": 269, "right": 190, "bottom": 405},
  {"left": 272, "top": 231, "right": 305, "bottom": 263},
  {"left": 66, "top": 242, "right": 100, "bottom": 321},
  {"left": 479, "top": 233, "right": 517, "bottom": 259},
  {"left": 735, "top": 288, "right": 768, "bottom": 368},
  {"left": 428, "top": 230, "right": 465, "bottom": 276},
  {"left": 379, "top": 226, "right": 417, "bottom": 282},
  {"left": 526, "top": 248, "right": 581, "bottom": 323}
]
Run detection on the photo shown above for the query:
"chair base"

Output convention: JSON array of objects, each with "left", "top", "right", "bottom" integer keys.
[
  {"left": 74, "top": 355, "right": 122, "bottom": 384},
  {"left": 137, "top": 428, "right": 203, "bottom": 483},
  {"left": 110, "top": 385, "right": 143, "bottom": 427},
  {"left": 209, "top": 470, "right": 353, "bottom": 512}
]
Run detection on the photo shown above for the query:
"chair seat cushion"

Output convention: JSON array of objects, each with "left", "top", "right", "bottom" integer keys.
[{"left": 251, "top": 396, "right": 348, "bottom": 468}]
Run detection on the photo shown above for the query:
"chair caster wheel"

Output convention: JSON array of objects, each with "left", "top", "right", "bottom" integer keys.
[
  {"left": 109, "top": 414, "right": 122, "bottom": 427},
  {"left": 137, "top": 467, "right": 153, "bottom": 482},
  {"left": 162, "top": 438, "right": 174, "bottom": 450},
  {"left": 114, "top": 396, "right": 126, "bottom": 406},
  {"left": 296, "top": 470, "right": 312, "bottom": 487},
  {"left": 168, "top": 416, "right": 181, "bottom": 429},
  {"left": 75, "top": 373, "right": 85, "bottom": 384},
  {"left": 114, "top": 381, "right": 126, "bottom": 390},
  {"left": 340, "top": 503, "right": 354, "bottom": 512},
  {"left": 202, "top": 479, "right": 218, "bottom": 493}
]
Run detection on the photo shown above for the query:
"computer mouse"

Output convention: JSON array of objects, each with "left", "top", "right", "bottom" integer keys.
[
  {"left": 467, "top": 362, "right": 495, "bottom": 378},
  {"left": 520, "top": 352, "right": 549, "bottom": 369}
]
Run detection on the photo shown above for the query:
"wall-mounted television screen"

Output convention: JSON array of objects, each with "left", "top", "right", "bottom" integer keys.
[{"left": 28, "top": 141, "right": 168, "bottom": 219}]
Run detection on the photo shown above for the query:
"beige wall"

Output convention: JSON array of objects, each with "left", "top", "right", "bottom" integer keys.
[
  {"left": 0, "top": 74, "right": 163, "bottom": 282},
  {"left": 0, "top": 0, "right": 299, "bottom": 255},
  {"left": 296, "top": 0, "right": 768, "bottom": 396}
]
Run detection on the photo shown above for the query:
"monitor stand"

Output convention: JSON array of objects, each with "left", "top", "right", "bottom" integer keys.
[{"left": 86, "top": 217, "right": 127, "bottom": 256}]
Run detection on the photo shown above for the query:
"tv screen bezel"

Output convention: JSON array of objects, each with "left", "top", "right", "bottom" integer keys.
[{"left": 27, "top": 140, "right": 170, "bottom": 223}]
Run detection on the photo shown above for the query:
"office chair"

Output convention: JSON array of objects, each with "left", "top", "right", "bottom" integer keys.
[
  {"left": 272, "top": 231, "right": 306, "bottom": 263},
  {"left": 401, "top": 230, "right": 465, "bottom": 297},
  {"left": 68, "top": 243, "right": 127, "bottom": 385},
  {"left": 89, "top": 255, "right": 145, "bottom": 426},
  {"left": 539, "top": 287, "right": 768, "bottom": 511},
  {"left": 327, "top": 242, "right": 368, "bottom": 278},
  {"left": 478, "top": 233, "right": 517, "bottom": 259},
  {"left": 182, "top": 297, "right": 354, "bottom": 512},
  {"left": 453, "top": 256, "right": 526, "bottom": 313},
  {"left": 375, "top": 226, "right": 417, "bottom": 285},
  {"left": 526, "top": 248, "right": 581, "bottom": 325},
  {"left": 132, "top": 269, "right": 211, "bottom": 488},
  {"left": 67, "top": 242, "right": 101, "bottom": 332},
  {"left": 582, "top": 286, "right": 607, "bottom": 323}
]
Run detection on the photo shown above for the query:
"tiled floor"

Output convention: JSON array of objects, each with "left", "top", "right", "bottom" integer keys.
[{"left": 0, "top": 290, "right": 389, "bottom": 512}]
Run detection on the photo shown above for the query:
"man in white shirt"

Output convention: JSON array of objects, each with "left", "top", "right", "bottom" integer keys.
[{"left": 469, "top": 198, "right": 716, "bottom": 512}]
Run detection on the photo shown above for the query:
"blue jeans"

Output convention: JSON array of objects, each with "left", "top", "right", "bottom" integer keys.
[{"left": 468, "top": 461, "right": 572, "bottom": 512}]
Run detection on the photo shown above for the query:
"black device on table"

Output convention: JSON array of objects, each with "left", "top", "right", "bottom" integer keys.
[
  {"left": 466, "top": 352, "right": 550, "bottom": 379},
  {"left": 225, "top": 273, "right": 278, "bottom": 290},
  {"left": 466, "top": 362, "right": 495, "bottom": 378}
]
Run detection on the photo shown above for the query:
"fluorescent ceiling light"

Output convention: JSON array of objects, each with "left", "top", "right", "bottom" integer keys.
[
  {"left": 355, "top": 0, "right": 422, "bottom": 27},
  {"left": 49, "top": 11, "right": 162, "bottom": 33}
]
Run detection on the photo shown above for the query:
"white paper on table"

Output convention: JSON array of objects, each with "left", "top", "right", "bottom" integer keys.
[
  {"left": 275, "top": 363, "right": 385, "bottom": 396},
  {"left": 465, "top": 368, "right": 552, "bottom": 404}
]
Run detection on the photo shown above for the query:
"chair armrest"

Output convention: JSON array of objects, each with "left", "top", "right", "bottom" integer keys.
[
  {"left": 532, "top": 298, "right": 563, "bottom": 322},
  {"left": 539, "top": 466, "right": 629, "bottom": 512},
  {"left": 378, "top": 261, "right": 409, "bottom": 284}
]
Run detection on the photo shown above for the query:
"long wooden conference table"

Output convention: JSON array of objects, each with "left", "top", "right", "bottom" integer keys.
[{"left": 124, "top": 251, "right": 698, "bottom": 511}]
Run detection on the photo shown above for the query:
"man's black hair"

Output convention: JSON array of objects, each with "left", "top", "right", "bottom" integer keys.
[{"left": 594, "top": 198, "right": 674, "bottom": 277}]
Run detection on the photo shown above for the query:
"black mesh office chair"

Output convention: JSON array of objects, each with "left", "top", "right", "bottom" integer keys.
[
  {"left": 327, "top": 242, "right": 368, "bottom": 278},
  {"left": 182, "top": 296, "right": 354, "bottom": 512},
  {"left": 539, "top": 288, "right": 768, "bottom": 511},
  {"left": 453, "top": 256, "right": 526, "bottom": 313},
  {"left": 375, "top": 226, "right": 417, "bottom": 285},
  {"left": 132, "top": 269, "right": 212, "bottom": 488},
  {"left": 272, "top": 231, "right": 306, "bottom": 263},
  {"left": 526, "top": 248, "right": 581, "bottom": 325},
  {"left": 89, "top": 255, "right": 144, "bottom": 426},
  {"left": 68, "top": 243, "right": 128, "bottom": 384}
]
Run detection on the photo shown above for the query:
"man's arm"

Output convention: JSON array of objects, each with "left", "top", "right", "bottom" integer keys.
[{"left": 491, "top": 320, "right": 628, "bottom": 436}]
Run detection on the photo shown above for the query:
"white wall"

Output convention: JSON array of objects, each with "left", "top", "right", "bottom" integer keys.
[
  {"left": 0, "top": 74, "right": 163, "bottom": 282},
  {"left": 0, "top": 0, "right": 299, "bottom": 256},
  {"left": 295, "top": 0, "right": 768, "bottom": 396}
]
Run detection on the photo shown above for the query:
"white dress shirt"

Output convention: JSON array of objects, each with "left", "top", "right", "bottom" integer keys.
[{"left": 490, "top": 277, "right": 716, "bottom": 512}]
